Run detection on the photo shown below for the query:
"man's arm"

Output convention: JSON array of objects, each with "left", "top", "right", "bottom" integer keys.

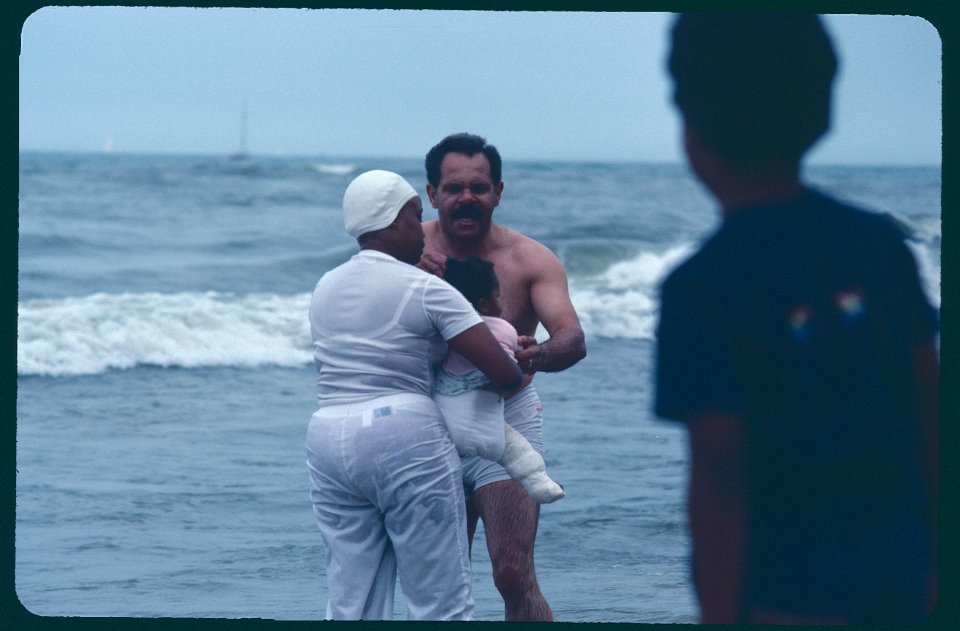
[
  {"left": 686, "top": 412, "right": 747, "bottom": 624},
  {"left": 514, "top": 246, "right": 586, "bottom": 373}
]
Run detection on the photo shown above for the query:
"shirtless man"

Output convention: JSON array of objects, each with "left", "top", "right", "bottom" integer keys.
[{"left": 419, "top": 133, "right": 586, "bottom": 621}]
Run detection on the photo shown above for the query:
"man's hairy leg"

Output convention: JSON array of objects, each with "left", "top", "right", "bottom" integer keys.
[
  {"left": 466, "top": 499, "right": 480, "bottom": 557},
  {"left": 474, "top": 479, "right": 554, "bottom": 621}
]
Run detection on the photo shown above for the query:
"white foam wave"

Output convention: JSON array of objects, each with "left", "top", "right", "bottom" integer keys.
[
  {"left": 310, "top": 163, "right": 357, "bottom": 176},
  {"left": 17, "top": 246, "right": 689, "bottom": 376},
  {"left": 569, "top": 245, "right": 693, "bottom": 340},
  {"left": 18, "top": 291, "right": 313, "bottom": 376}
]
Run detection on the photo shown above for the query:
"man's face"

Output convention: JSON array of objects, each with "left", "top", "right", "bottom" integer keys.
[{"left": 426, "top": 152, "right": 503, "bottom": 244}]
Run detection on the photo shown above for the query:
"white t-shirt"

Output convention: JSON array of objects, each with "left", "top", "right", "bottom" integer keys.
[{"left": 309, "top": 249, "right": 483, "bottom": 405}]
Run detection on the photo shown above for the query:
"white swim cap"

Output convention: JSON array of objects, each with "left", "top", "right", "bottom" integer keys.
[{"left": 342, "top": 170, "right": 419, "bottom": 238}]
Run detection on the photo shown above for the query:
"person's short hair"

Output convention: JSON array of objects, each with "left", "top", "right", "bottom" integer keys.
[
  {"left": 425, "top": 133, "right": 503, "bottom": 186},
  {"left": 668, "top": 13, "right": 838, "bottom": 167},
  {"left": 443, "top": 256, "right": 498, "bottom": 308}
]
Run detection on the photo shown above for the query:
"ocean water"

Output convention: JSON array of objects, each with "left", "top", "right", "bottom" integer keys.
[{"left": 15, "top": 152, "right": 941, "bottom": 621}]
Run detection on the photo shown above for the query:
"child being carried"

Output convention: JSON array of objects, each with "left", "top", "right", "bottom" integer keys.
[{"left": 434, "top": 256, "right": 565, "bottom": 504}]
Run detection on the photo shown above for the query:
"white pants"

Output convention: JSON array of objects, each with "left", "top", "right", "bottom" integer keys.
[
  {"left": 461, "top": 384, "right": 544, "bottom": 495},
  {"left": 305, "top": 393, "right": 474, "bottom": 621},
  {"left": 433, "top": 388, "right": 506, "bottom": 460}
]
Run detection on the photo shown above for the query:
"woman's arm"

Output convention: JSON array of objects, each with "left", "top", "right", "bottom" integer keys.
[{"left": 447, "top": 323, "right": 523, "bottom": 393}]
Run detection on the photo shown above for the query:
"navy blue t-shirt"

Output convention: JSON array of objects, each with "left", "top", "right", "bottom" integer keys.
[{"left": 654, "top": 188, "right": 938, "bottom": 620}]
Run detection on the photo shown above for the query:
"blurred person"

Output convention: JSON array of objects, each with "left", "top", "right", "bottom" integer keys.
[{"left": 655, "top": 13, "right": 938, "bottom": 624}]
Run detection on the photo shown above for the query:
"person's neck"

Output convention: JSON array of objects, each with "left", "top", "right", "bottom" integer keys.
[
  {"left": 711, "top": 165, "right": 804, "bottom": 215},
  {"left": 358, "top": 238, "right": 400, "bottom": 261}
]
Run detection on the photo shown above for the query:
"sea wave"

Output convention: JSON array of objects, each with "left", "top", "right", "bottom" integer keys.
[
  {"left": 17, "top": 291, "right": 313, "bottom": 377},
  {"left": 568, "top": 244, "right": 693, "bottom": 341},
  {"left": 17, "top": 248, "right": 683, "bottom": 376},
  {"left": 17, "top": 237, "right": 939, "bottom": 376},
  {"left": 309, "top": 163, "right": 358, "bottom": 176}
]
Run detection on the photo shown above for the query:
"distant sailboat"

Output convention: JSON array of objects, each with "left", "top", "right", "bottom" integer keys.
[{"left": 229, "top": 102, "right": 249, "bottom": 160}]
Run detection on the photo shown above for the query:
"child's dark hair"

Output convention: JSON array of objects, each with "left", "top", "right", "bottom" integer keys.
[{"left": 443, "top": 256, "right": 498, "bottom": 308}]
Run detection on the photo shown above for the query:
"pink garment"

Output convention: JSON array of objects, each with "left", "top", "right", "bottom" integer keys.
[{"left": 442, "top": 315, "right": 519, "bottom": 376}]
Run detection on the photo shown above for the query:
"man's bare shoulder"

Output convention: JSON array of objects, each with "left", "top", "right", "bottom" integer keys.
[{"left": 496, "top": 225, "right": 563, "bottom": 269}]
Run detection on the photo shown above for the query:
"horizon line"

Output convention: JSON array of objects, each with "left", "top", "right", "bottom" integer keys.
[{"left": 17, "top": 148, "right": 942, "bottom": 170}]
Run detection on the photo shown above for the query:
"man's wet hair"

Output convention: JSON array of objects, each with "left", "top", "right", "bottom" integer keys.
[
  {"left": 443, "top": 256, "right": 499, "bottom": 309},
  {"left": 668, "top": 13, "right": 838, "bottom": 167},
  {"left": 425, "top": 133, "right": 503, "bottom": 187}
]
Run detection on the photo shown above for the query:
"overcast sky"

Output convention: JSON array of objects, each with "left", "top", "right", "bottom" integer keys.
[{"left": 18, "top": 7, "right": 942, "bottom": 165}]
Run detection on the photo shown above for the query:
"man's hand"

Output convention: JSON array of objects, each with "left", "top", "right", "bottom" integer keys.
[
  {"left": 417, "top": 250, "right": 447, "bottom": 277},
  {"left": 514, "top": 335, "right": 545, "bottom": 374}
]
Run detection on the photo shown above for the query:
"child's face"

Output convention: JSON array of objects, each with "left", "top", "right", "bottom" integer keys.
[{"left": 478, "top": 285, "right": 503, "bottom": 317}]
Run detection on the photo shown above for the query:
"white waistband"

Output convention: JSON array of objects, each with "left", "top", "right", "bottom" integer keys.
[{"left": 313, "top": 392, "right": 432, "bottom": 419}]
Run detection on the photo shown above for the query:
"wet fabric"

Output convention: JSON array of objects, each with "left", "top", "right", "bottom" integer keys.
[
  {"left": 307, "top": 248, "right": 484, "bottom": 620},
  {"left": 460, "top": 384, "right": 544, "bottom": 497},
  {"left": 500, "top": 424, "right": 565, "bottom": 504},
  {"left": 306, "top": 393, "right": 474, "bottom": 620},
  {"left": 433, "top": 315, "right": 518, "bottom": 459},
  {"left": 434, "top": 388, "right": 506, "bottom": 460},
  {"left": 309, "top": 249, "right": 482, "bottom": 405}
]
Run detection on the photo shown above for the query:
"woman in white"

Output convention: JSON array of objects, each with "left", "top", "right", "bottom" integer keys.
[{"left": 305, "top": 170, "right": 522, "bottom": 621}]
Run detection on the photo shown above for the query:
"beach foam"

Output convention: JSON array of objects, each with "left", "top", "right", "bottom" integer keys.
[
  {"left": 569, "top": 244, "right": 693, "bottom": 341},
  {"left": 310, "top": 162, "right": 358, "bottom": 176},
  {"left": 17, "top": 291, "right": 313, "bottom": 376},
  {"left": 16, "top": 249, "right": 685, "bottom": 376}
]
